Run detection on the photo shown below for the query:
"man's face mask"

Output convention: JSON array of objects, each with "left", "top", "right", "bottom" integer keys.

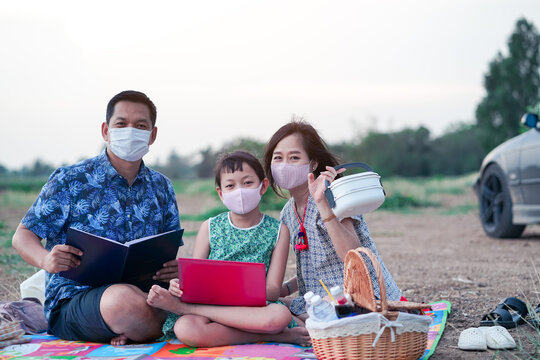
[{"left": 108, "top": 127, "right": 151, "bottom": 162}]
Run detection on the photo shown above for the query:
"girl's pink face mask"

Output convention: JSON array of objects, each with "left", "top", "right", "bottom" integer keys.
[{"left": 221, "top": 183, "right": 263, "bottom": 214}]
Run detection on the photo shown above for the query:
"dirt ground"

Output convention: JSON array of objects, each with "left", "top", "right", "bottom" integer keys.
[
  {"left": 1, "top": 187, "right": 539, "bottom": 359},
  {"left": 364, "top": 206, "right": 540, "bottom": 359}
]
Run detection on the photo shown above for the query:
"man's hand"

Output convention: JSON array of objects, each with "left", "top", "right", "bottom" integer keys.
[
  {"left": 153, "top": 259, "right": 178, "bottom": 282},
  {"left": 168, "top": 278, "right": 183, "bottom": 298},
  {"left": 41, "top": 244, "right": 82, "bottom": 273}
]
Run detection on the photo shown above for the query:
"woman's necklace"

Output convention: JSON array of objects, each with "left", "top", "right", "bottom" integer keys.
[{"left": 293, "top": 196, "right": 309, "bottom": 251}]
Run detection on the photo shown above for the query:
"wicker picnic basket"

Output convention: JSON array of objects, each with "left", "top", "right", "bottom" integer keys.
[{"left": 306, "top": 247, "right": 432, "bottom": 360}]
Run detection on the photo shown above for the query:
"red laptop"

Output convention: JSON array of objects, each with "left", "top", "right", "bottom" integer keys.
[{"left": 177, "top": 258, "right": 267, "bottom": 307}]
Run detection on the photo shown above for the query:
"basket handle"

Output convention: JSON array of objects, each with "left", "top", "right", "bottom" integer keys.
[
  {"left": 345, "top": 247, "right": 388, "bottom": 313},
  {"left": 324, "top": 162, "right": 374, "bottom": 208}
]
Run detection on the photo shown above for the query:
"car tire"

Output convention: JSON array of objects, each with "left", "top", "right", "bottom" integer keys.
[{"left": 478, "top": 164, "right": 525, "bottom": 238}]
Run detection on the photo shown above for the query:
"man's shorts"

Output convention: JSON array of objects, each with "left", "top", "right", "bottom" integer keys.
[{"left": 49, "top": 285, "right": 118, "bottom": 342}]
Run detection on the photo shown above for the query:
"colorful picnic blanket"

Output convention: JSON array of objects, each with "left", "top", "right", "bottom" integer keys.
[
  {"left": 420, "top": 300, "right": 451, "bottom": 360},
  {"left": 0, "top": 301, "right": 450, "bottom": 360}
]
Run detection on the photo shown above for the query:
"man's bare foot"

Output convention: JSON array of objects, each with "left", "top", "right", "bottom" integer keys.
[
  {"left": 265, "top": 327, "right": 312, "bottom": 347},
  {"left": 146, "top": 285, "right": 186, "bottom": 314},
  {"left": 110, "top": 334, "right": 128, "bottom": 346}
]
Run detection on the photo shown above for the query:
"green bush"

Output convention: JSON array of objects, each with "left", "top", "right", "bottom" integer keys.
[
  {"left": 380, "top": 192, "right": 439, "bottom": 211},
  {"left": 171, "top": 179, "right": 216, "bottom": 195},
  {"left": 181, "top": 206, "right": 228, "bottom": 221},
  {"left": 0, "top": 221, "right": 11, "bottom": 248},
  {"left": 0, "top": 177, "right": 47, "bottom": 192},
  {"left": 260, "top": 190, "right": 288, "bottom": 212}
]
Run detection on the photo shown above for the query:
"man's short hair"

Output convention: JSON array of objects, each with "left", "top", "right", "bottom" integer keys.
[
  {"left": 215, "top": 151, "right": 265, "bottom": 187},
  {"left": 106, "top": 90, "right": 157, "bottom": 126}
]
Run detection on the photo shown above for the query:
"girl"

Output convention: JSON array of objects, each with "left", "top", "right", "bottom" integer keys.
[
  {"left": 147, "top": 151, "right": 310, "bottom": 347},
  {"left": 262, "top": 120, "right": 402, "bottom": 322}
]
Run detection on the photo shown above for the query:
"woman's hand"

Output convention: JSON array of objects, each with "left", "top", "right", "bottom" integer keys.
[
  {"left": 308, "top": 166, "right": 345, "bottom": 204},
  {"left": 168, "top": 278, "right": 183, "bottom": 298},
  {"left": 308, "top": 166, "right": 361, "bottom": 260}
]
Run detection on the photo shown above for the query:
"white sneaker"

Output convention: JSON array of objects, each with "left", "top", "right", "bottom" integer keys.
[
  {"left": 479, "top": 326, "right": 516, "bottom": 350},
  {"left": 458, "top": 327, "right": 487, "bottom": 350}
]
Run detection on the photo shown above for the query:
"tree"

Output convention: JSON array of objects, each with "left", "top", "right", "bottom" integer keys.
[
  {"left": 476, "top": 18, "right": 540, "bottom": 151},
  {"left": 195, "top": 137, "right": 266, "bottom": 179},
  {"left": 155, "top": 150, "right": 195, "bottom": 179},
  {"left": 196, "top": 147, "right": 218, "bottom": 179},
  {"left": 20, "top": 159, "right": 55, "bottom": 177},
  {"left": 220, "top": 138, "right": 266, "bottom": 159},
  {"left": 429, "top": 123, "right": 485, "bottom": 175},
  {"left": 332, "top": 126, "right": 432, "bottom": 177}
]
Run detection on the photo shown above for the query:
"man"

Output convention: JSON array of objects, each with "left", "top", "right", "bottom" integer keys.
[{"left": 12, "top": 90, "right": 182, "bottom": 345}]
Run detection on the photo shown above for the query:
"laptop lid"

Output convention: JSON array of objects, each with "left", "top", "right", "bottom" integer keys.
[{"left": 177, "top": 258, "right": 267, "bottom": 307}]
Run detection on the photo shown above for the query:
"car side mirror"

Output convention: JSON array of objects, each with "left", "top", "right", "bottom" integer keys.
[{"left": 521, "top": 113, "right": 539, "bottom": 129}]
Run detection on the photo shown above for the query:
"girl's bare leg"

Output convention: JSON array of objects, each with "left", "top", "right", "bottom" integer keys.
[
  {"left": 175, "top": 315, "right": 311, "bottom": 348},
  {"left": 147, "top": 285, "right": 291, "bottom": 334}
]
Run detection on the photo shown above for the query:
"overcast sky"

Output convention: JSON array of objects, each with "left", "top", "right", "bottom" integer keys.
[{"left": 1, "top": 1, "right": 539, "bottom": 170}]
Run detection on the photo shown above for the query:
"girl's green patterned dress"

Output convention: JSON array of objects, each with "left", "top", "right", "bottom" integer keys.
[{"left": 160, "top": 212, "right": 280, "bottom": 339}]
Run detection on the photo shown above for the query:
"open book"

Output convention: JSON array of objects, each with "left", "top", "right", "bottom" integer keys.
[{"left": 60, "top": 227, "right": 184, "bottom": 289}]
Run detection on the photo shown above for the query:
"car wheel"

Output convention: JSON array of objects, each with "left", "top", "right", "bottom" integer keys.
[{"left": 478, "top": 164, "right": 525, "bottom": 238}]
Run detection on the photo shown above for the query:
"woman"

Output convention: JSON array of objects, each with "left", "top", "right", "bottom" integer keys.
[{"left": 263, "top": 119, "right": 402, "bottom": 322}]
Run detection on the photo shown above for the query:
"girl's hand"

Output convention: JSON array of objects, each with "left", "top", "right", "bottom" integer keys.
[
  {"left": 308, "top": 166, "right": 345, "bottom": 203},
  {"left": 168, "top": 278, "right": 183, "bottom": 298}
]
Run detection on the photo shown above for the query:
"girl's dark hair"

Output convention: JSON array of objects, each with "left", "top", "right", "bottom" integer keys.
[
  {"left": 263, "top": 117, "right": 342, "bottom": 197},
  {"left": 215, "top": 150, "right": 265, "bottom": 187}
]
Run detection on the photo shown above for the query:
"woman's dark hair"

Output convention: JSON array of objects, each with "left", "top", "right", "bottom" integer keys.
[
  {"left": 215, "top": 150, "right": 266, "bottom": 187},
  {"left": 106, "top": 90, "right": 157, "bottom": 126},
  {"left": 263, "top": 117, "right": 342, "bottom": 197}
]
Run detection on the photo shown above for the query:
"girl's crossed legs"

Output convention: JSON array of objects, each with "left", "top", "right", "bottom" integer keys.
[{"left": 147, "top": 285, "right": 310, "bottom": 347}]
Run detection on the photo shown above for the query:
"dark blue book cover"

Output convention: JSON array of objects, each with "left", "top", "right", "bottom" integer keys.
[{"left": 60, "top": 228, "right": 183, "bottom": 289}]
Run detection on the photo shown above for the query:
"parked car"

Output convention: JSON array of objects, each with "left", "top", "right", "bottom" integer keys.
[{"left": 474, "top": 113, "right": 540, "bottom": 238}]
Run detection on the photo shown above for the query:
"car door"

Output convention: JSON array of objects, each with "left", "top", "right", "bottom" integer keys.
[{"left": 518, "top": 128, "right": 540, "bottom": 217}]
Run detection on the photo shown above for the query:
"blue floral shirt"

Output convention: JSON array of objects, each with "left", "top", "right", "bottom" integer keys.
[{"left": 22, "top": 150, "right": 181, "bottom": 321}]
